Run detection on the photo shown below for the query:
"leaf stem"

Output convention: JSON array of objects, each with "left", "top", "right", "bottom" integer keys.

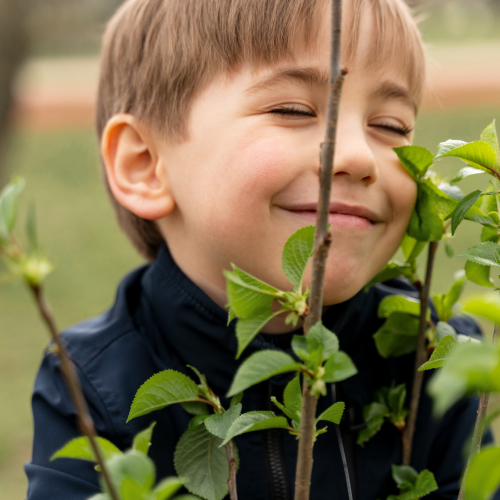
[
  {"left": 225, "top": 440, "right": 238, "bottom": 500},
  {"left": 29, "top": 283, "right": 120, "bottom": 500},
  {"left": 402, "top": 241, "right": 438, "bottom": 466},
  {"left": 457, "top": 323, "right": 500, "bottom": 500},
  {"left": 294, "top": 1, "right": 346, "bottom": 499}
]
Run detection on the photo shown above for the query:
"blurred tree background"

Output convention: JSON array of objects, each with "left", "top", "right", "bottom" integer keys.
[{"left": 1, "top": 0, "right": 500, "bottom": 498}]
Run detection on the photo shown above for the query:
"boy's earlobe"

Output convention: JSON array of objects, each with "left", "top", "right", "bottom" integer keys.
[{"left": 101, "top": 114, "right": 175, "bottom": 221}]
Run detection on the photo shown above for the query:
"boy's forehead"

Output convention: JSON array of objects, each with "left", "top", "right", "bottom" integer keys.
[{"left": 240, "top": 3, "right": 423, "bottom": 111}]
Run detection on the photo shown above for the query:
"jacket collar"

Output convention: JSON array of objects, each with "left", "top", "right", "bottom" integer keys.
[{"left": 139, "top": 243, "right": 366, "bottom": 395}]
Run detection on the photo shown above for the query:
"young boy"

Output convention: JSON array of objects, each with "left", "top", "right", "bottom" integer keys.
[{"left": 25, "top": 0, "right": 492, "bottom": 499}]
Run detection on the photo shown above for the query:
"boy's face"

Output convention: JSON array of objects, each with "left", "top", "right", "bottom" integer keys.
[{"left": 156, "top": 12, "right": 417, "bottom": 311}]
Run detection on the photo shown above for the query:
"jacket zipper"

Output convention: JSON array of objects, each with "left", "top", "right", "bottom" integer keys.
[{"left": 263, "top": 381, "right": 291, "bottom": 500}]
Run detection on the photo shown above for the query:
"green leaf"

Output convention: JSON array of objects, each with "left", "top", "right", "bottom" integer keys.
[
  {"left": 227, "top": 351, "right": 302, "bottom": 397},
  {"left": 291, "top": 335, "right": 309, "bottom": 361},
  {"left": 394, "top": 146, "right": 434, "bottom": 180},
  {"left": 423, "top": 179, "right": 459, "bottom": 219},
  {"left": 120, "top": 476, "right": 147, "bottom": 500},
  {"left": 281, "top": 226, "right": 315, "bottom": 289},
  {"left": 388, "top": 468, "right": 438, "bottom": 500},
  {"left": 221, "top": 411, "right": 289, "bottom": 445},
  {"left": 445, "top": 270, "right": 466, "bottom": 313},
  {"left": 152, "top": 477, "right": 184, "bottom": 500},
  {"left": 480, "top": 120, "right": 500, "bottom": 157},
  {"left": 450, "top": 166, "right": 486, "bottom": 184},
  {"left": 283, "top": 375, "right": 302, "bottom": 420},
  {"left": 51, "top": 436, "right": 122, "bottom": 462},
  {"left": 128, "top": 370, "right": 201, "bottom": 421},
  {"left": 378, "top": 295, "right": 422, "bottom": 319},
  {"left": 204, "top": 404, "right": 242, "bottom": 440},
  {"left": 429, "top": 342, "right": 500, "bottom": 416},
  {"left": 105, "top": 451, "right": 155, "bottom": 496},
  {"left": 450, "top": 190, "right": 482, "bottom": 235},
  {"left": 463, "top": 293, "right": 500, "bottom": 324},
  {"left": 235, "top": 310, "right": 282, "bottom": 359},
  {"left": 133, "top": 422, "right": 156, "bottom": 455},
  {"left": 466, "top": 447, "right": 500, "bottom": 500},
  {"left": 459, "top": 241, "right": 500, "bottom": 268},
  {"left": 401, "top": 234, "right": 426, "bottom": 263},
  {"left": 271, "top": 396, "right": 299, "bottom": 423},
  {"left": 465, "top": 260, "right": 494, "bottom": 287},
  {"left": 364, "top": 262, "right": 414, "bottom": 290},
  {"left": 433, "top": 270, "right": 466, "bottom": 322},
  {"left": 316, "top": 401, "right": 345, "bottom": 425},
  {"left": 181, "top": 401, "right": 210, "bottom": 416},
  {"left": 481, "top": 225, "right": 500, "bottom": 244},
  {"left": 435, "top": 140, "right": 499, "bottom": 175},
  {"left": 0, "top": 177, "right": 25, "bottom": 242},
  {"left": 26, "top": 202, "right": 38, "bottom": 253},
  {"left": 436, "top": 139, "right": 467, "bottom": 156},
  {"left": 189, "top": 415, "right": 209, "bottom": 430},
  {"left": 224, "top": 265, "right": 279, "bottom": 318},
  {"left": 392, "top": 465, "right": 419, "bottom": 488},
  {"left": 408, "top": 179, "right": 456, "bottom": 242},
  {"left": 408, "top": 187, "right": 442, "bottom": 242},
  {"left": 230, "top": 392, "right": 244, "bottom": 408},
  {"left": 88, "top": 495, "right": 110, "bottom": 500},
  {"left": 419, "top": 335, "right": 459, "bottom": 371},
  {"left": 307, "top": 321, "right": 339, "bottom": 360},
  {"left": 386, "top": 384, "right": 407, "bottom": 414},
  {"left": 373, "top": 312, "right": 420, "bottom": 358},
  {"left": 174, "top": 425, "right": 229, "bottom": 500},
  {"left": 357, "top": 402, "right": 388, "bottom": 446},
  {"left": 323, "top": 351, "right": 358, "bottom": 383},
  {"left": 186, "top": 365, "right": 209, "bottom": 392},
  {"left": 438, "top": 181, "right": 464, "bottom": 201},
  {"left": 444, "top": 242, "right": 454, "bottom": 258},
  {"left": 435, "top": 321, "right": 457, "bottom": 342}
]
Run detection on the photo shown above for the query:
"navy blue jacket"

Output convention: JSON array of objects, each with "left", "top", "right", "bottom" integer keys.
[{"left": 25, "top": 244, "right": 495, "bottom": 500}]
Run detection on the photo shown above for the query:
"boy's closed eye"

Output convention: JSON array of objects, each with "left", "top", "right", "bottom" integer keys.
[
  {"left": 268, "top": 104, "right": 317, "bottom": 119},
  {"left": 267, "top": 102, "right": 413, "bottom": 146}
]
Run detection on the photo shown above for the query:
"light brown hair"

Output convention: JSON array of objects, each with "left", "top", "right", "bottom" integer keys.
[{"left": 97, "top": 0, "right": 426, "bottom": 261}]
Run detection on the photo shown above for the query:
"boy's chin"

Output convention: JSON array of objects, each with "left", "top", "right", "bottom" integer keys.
[{"left": 320, "top": 269, "right": 370, "bottom": 306}]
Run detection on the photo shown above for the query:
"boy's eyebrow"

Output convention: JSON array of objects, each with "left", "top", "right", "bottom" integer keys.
[
  {"left": 370, "top": 81, "right": 417, "bottom": 114},
  {"left": 244, "top": 67, "right": 330, "bottom": 94}
]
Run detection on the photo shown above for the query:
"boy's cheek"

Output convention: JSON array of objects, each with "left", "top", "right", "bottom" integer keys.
[{"left": 216, "top": 136, "right": 294, "bottom": 197}]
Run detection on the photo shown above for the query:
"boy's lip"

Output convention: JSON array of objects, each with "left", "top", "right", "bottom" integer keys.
[{"left": 280, "top": 202, "right": 381, "bottom": 225}]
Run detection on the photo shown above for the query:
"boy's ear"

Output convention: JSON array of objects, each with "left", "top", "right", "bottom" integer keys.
[{"left": 101, "top": 114, "right": 175, "bottom": 220}]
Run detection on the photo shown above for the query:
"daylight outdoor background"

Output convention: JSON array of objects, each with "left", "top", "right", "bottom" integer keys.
[{"left": 0, "top": 0, "right": 500, "bottom": 497}]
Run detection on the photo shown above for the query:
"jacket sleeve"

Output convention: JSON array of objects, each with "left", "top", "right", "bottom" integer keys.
[{"left": 25, "top": 351, "right": 118, "bottom": 500}]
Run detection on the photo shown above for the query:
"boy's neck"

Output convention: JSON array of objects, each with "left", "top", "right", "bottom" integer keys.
[{"left": 166, "top": 241, "right": 303, "bottom": 334}]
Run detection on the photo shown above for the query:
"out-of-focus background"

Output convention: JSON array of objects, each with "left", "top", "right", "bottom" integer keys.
[{"left": 0, "top": 0, "right": 500, "bottom": 497}]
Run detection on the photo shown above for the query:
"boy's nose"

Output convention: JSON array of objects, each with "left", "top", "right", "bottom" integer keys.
[{"left": 330, "top": 127, "right": 379, "bottom": 185}]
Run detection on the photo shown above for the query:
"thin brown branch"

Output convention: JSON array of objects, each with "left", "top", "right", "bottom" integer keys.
[
  {"left": 458, "top": 324, "right": 500, "bottom": 500},
  {"left": 225, "top": 440, "right": 238, "bottom": 500},
  {"left": 402, "top": 241, "right": 438, "bottom": 466},
  {"left": 294, "top": 0, "right": 345, "bottom": 499},
  {"left": 29, "top": 283, "right": 121, "bottom": 500},
  {"left": 294, "top": 381, "right": 319, "bottom": 500}
]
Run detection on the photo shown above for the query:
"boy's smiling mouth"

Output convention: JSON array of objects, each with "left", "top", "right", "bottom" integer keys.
[{"left": 280, "top": 202, "right": 379, "bottom": 229}]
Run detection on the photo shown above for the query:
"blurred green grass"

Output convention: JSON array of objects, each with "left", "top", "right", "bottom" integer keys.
[{"left": 1, "top": 107, "right": 500, "bottom": 497}]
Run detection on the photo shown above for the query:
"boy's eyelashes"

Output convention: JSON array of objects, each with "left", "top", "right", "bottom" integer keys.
[
  {"left": 268, "top": 104, "right": 316, "bottom": 119},
  {"left": 267, "top": 105, "right": 413, "bottom": 137},
  {"left": 369, "top": 122, "right": 413, "bottom": 136}
]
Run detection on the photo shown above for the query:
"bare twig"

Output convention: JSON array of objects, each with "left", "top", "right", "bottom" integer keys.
[
  {"left": 29, "top": 283, "right": 121, "bottom": 500},
  {"left": 294, "top": 0, "right": 346, "bottom": 499},
  {"left": 225, "top": 441, "right": 238, "bottom": 500},
  {"left": 458, "top": 324, "right": 500, "bottom": 500},
  {"left": 402, "top": 241, "right": 438, "bottom": 466}
]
